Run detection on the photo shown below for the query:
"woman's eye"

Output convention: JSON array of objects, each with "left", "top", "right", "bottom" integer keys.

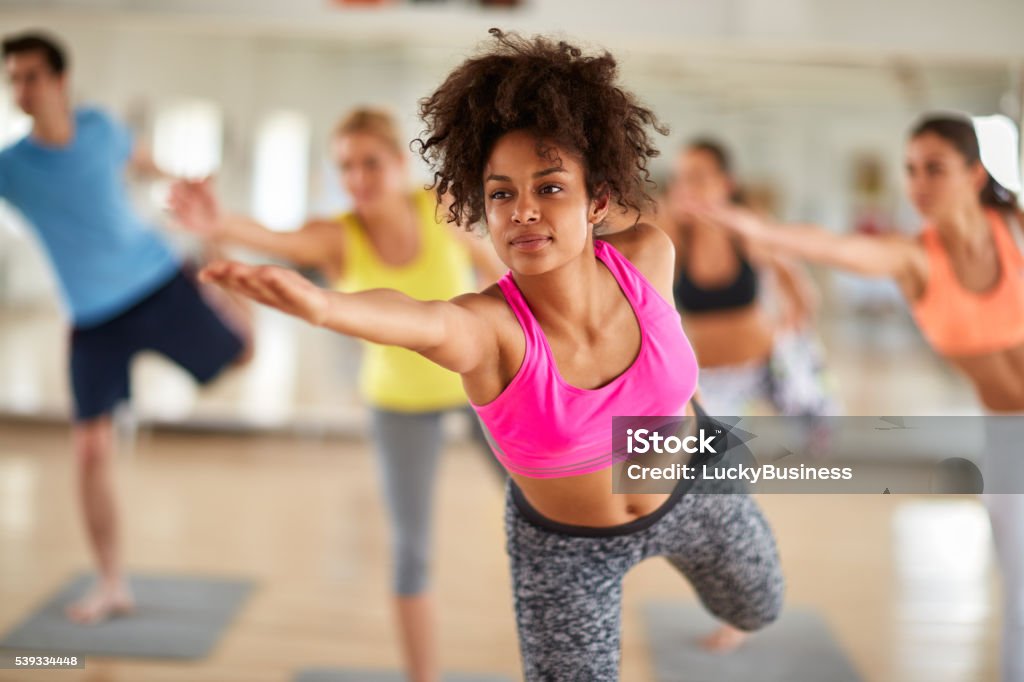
[
  {"left": 539, "top": 185, "right": 563, "bottom": 195},
  {"left": 489, "top": 190, "right": 511, "bottom": 200}
]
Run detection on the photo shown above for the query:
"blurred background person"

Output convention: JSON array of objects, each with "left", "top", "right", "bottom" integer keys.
[
  {"left": 0, "top": 30, "right": 252, "bottom": 624},
  {"left": 170, "top": 106, "right": 503, "bottom": 682},
  {"left": 686, "top": 114, "right": 1024, "bottom": 682},
  {"left": 662, "top": 138, "right": 838, "bottom": 419}
]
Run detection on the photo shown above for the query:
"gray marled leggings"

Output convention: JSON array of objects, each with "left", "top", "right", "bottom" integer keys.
[{"left": 505, "top": 475, "right": 784, "bottom": 681}]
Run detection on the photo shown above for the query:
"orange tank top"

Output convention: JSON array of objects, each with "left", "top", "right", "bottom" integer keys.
[{"left": 911, "top": 209, "right": 1024, "bottom": 357}]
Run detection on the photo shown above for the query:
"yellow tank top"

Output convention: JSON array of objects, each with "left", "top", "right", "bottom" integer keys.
[{"left": 334, "top": 190, "right": 475, "bottom": 412}]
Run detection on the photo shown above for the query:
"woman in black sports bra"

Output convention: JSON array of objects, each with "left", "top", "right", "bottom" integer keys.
[
  {"left": 673, "top": 219, "right": 759, "bottom": 313},
  {"left": 664, "top": 139, "right": 837, "bottom": 420},
  {"left": 653, "top": 138, "right": 837, "bottom": 654}
]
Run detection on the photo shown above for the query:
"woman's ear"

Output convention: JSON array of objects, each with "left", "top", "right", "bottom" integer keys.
[
  {"left": 724, "top": 175, "right": 738, "bottom": 200},
  {"left": 971, "top": 161, "right": 989, "bottom": 194},
  {"left": 589, "top": 187, "right": 611, "bottom": 225}
]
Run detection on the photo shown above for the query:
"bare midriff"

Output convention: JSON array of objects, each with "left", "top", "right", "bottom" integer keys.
[
  {"left": 948, "top": 343, "right": 1024, "bottom": 412},
  {"left": 509, "top": 402, "right": 698, "bottom": 527},
  {"left": 684, "top": 304, "right": 774, "bottom": 368}
]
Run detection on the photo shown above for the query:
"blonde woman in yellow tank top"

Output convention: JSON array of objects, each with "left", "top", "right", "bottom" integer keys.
[
  {"left": 170, "top": 108, "right": 503, "bottom": 682},
  {"left": 337, "top": 187, "right": 479, "bottom": 411}
]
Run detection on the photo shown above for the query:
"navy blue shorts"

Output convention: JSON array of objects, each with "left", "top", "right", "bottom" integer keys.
[{"left": 70, "top": 267, "right": 245, "bottom": 422}]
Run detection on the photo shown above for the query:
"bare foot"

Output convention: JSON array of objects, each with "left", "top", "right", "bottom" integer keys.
[
  {"left": 699, "top": 623, "right": 748, "bottom": 653},
  {"left": 66, "top": 583, "right": 135, "bottom": 624}
]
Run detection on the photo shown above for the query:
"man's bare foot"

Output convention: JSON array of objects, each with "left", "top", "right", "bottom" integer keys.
[
  {"left": 65, "top": 583, "right": 135, "bottom": 624},
  {"left": 699, "top": 623, "right": 748, "bottom": 653}
]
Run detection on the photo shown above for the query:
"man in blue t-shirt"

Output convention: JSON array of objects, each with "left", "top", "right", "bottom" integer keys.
[{"left": 1, "top": 32, "right": 251, "bottom": 623}]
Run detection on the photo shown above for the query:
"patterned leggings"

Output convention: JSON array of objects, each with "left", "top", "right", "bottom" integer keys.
[{"left": 505, "top": 476, "right": 784, "bottom": 681}]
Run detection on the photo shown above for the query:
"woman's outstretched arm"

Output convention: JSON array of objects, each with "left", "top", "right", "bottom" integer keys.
[
  {"left": 690, "top": 201, "right": 923, "bottom": 280},
  {"left": 199, "top": 261, "right": 491, "bottom": 374},
  {"left": 170, "top": 178, "right": 344, "bottom": 279}
]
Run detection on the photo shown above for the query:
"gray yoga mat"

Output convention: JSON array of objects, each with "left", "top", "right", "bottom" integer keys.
[
  {"left": 644, "top": 603, "right": 862, "bottom": 682},
  {"left": 295, "top": 670, "right": 514, "bottom": 682},
  {"left": 0, "top": 572, "right": 254, "bottom": 660}
]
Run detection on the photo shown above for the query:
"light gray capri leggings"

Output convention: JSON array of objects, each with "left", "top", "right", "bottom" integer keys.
[
  {"left": 505, "top": 439, "right": 785, "bottom": 680},
  {"left": 370, "top": 406, "right": 502, "bottom": 596},
  {"left": 983, "top": 415, "right": 1024, "bottom": 682}
]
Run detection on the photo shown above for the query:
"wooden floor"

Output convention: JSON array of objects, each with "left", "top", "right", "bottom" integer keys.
[
  {"left": 0, "top": 302, "right": 1003, "bottom": 681},
  {"left": 0, "top": 421, "right": 1003, "bottom": 682}
]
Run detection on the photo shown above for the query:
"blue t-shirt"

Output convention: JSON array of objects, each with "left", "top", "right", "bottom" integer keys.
[{"left": 0, "top": 106, "right": 179, "bottom": 326}]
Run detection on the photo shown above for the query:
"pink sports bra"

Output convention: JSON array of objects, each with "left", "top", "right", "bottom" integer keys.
[{"left": 470, "top": 239, "right": 700, "bottom": 478}]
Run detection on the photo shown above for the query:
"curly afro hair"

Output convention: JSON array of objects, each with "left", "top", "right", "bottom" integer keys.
[{"left": 414, "top": 29, "right": 668, "bottom": 227}]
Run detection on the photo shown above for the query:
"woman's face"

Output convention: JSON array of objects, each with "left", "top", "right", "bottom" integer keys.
[
  {"left": 332, "top": 132, "right": 407, "bottom": 212},
  {"left": 669, "top": 148, "right": 733, "bottom": 217},
  {"left": 483, "top": 130, "right": 608, "bottom": 275},
  {"left": 904, "top": 132, "right": 985, "bottom": 222}
]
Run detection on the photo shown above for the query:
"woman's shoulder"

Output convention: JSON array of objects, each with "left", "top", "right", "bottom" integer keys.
[
  {"left": 450, "top": 285, "right": 523, "bottom": 352},
  {"left": 598, "top": 222, "right": 677, "bottom": 299},
  {"left": 328, "top": 205, "right": 359, "bottom": 231},
  {"left": 600, "top": 222, "right": 675, "bottom": 274},
  {"left": 453, "top": 284, "right": 508, "bottom": 311}
]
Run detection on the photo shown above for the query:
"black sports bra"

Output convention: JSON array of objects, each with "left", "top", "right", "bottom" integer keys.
[{"left": 673, "top": 232, "right": 758, "bottom": 314}]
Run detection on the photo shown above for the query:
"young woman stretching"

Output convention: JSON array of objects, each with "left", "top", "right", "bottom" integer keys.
[
  {"left": 195, "top": 31, "right": 784, "bottom": 680},
  {"left": 685, "top": 114, "right": 1024, "bottom": 682}
]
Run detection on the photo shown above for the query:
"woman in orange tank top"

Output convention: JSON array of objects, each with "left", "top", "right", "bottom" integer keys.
[{"left": 686, "top": 114, "right": 1024, "bottom": 682}]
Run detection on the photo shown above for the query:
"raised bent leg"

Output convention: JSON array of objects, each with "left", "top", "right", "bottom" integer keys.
[{"left": 664, "top": 493, "right": 784, "bottom": 632}]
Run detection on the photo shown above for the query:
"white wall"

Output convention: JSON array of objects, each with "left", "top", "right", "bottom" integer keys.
[
  {"left": 0, "top": 6, "right": 1017, "bottom": 310},
  {"left": 3, "top": 0, "right": 1024, "bottom": 61}
]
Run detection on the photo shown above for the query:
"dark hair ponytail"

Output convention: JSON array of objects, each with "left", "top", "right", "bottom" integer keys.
[
  {"left": 980, "top": 174, "right": 1019, "bottom": 214},
  {"left": 910, "top": 114, "right": 1023, "bottom": 224}
]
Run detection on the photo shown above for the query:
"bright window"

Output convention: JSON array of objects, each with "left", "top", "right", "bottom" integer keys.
[
  {"left": 152, "top": 99, "right": 223, "bottom": 177},
  {"left": 251, "top": 111, "right": 311, "bottom": 232},
  {"left": 0, "top": 88, "right": 30, "bottom": 236},
  {"left": 973, "top": 114, "right": 1021, "bottom": 194},
  {"left": 0, "top": 88, "right": 30, "bottom": 146}
]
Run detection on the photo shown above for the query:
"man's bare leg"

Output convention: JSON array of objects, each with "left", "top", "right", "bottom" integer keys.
[{"left": 65, "top": 416, "right": 134, "bottom": 624}]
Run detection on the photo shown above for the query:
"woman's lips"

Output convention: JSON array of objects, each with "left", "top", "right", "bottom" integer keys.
[{"left": 509, "top": 235, "right": 552, "bottom": 252}]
